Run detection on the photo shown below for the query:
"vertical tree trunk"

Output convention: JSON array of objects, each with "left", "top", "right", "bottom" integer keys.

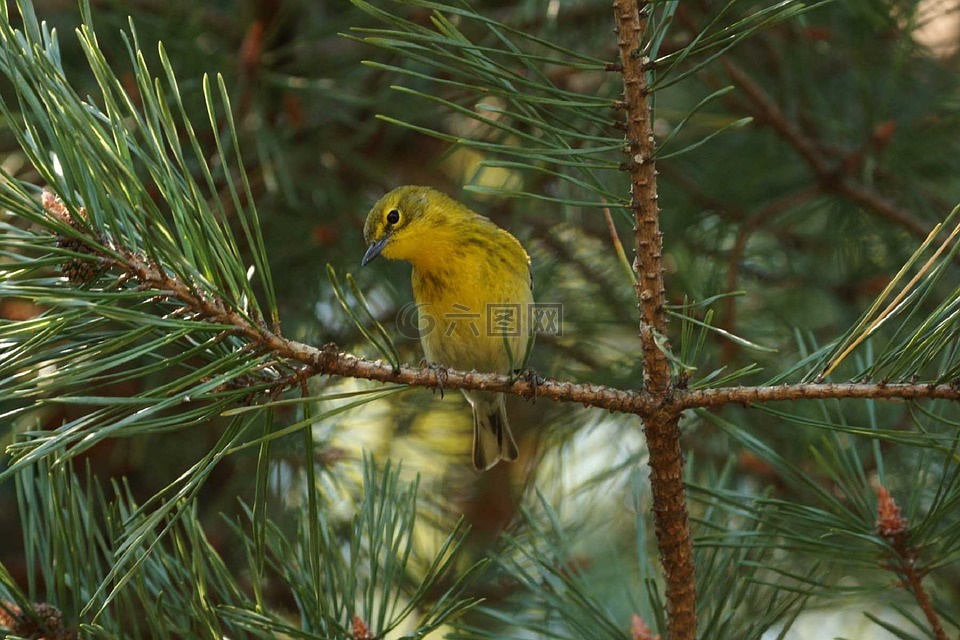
[{"left": 613, "top": 1, "right": 697, "bottom": 638}]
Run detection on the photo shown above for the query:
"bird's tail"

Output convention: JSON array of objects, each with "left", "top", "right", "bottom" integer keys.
[{"left": 469, "top": 392, "right": 519, "bottom": 471}]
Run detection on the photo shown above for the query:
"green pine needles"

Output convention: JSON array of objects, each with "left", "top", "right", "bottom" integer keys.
[{"left": 6, "top": 455, "right": 479, "bottom": 639}]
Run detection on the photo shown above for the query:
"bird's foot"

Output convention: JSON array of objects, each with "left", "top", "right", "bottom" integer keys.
[
  {"left": 512, "top": 366, "right": 543, "bottom": 403},
  {"left": 421, "top": 358, "right": 449, "bottom": 399}
]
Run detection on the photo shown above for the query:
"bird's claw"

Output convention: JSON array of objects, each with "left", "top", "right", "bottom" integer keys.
[
  {"left": 513, "top": 367, "right": 543, "bottom": 403},
  {"left": 422, "top": 359, "right": 449, "bottom": 399}
]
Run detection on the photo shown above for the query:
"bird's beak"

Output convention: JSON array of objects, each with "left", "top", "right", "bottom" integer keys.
[{"left": 362, "top": 234, "right": 390, "bottom": 267}]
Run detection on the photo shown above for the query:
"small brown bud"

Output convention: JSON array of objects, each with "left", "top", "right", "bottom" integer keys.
[
  {"left": 631, "top": 613, "right": 661, "bottom": 640},
  {"left": 43, "top": 190, "right": 103, "bottom": 284},
  {"left": 352, "top": 614, "right": 372, "bottom": 640},
  {"left": 42, "top": 190, "right": 70, "bottom": 225},
  {"left": 876, "top": 485, "right": 907, "bottom": 538}
]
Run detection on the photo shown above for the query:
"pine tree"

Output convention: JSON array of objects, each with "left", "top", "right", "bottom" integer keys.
[{"left": 2, "top": 1, "right": 960, "bottom": 639}]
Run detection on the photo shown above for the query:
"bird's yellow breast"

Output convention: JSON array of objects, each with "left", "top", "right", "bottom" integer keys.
[{"left": 411, "top": 220, "right": 533, "bottom": 375}]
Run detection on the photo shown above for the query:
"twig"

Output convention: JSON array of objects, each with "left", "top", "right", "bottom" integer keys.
[
  {"left": 876, "top": 487, "right": 949, "bottom": 640},
  {"left": 673, "top": 6, "right": 938, "bottom": 245},
  {"left": 719, "top": 59, "right": 934, "bottom": 241},
  {"left": 675, "top": 382, "right": 960, "bottom": 410}
]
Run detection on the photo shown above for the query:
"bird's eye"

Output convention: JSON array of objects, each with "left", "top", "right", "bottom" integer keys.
[{"left": 386, "top": 208, "right": 400, "bottom": 225}]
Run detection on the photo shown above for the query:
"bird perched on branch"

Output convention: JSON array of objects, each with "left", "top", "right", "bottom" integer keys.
[{"left": 362, "top": 186, "right": 534, "bottom": 470}]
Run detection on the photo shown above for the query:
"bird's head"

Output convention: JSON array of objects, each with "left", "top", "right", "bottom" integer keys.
[{"left": 362, "top": 185, "right": 462, "bottom": 268}]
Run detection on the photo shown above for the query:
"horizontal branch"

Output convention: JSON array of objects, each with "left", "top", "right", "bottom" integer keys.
[
  {"left": 674, "top": 382, "right": 960, "bottom": 410},
  {"left": 39, "top": 193, "right": 960, "bottom": 417},
  {"left": 303, "top": 344, "right": 653, "bottom": 412},
  {"left": 298, "top": 343, "right": 960, "bottom": 411},
  {"left": 307, "top": 354, "right": 960, "bottom": 411}
]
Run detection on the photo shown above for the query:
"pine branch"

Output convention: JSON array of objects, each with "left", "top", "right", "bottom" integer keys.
[
  {"left": 677, "top": 383, "right": 960, "bottom": 409},
  {"left": 38, "top": 190, "right": 960, "bottom": 410},
  {"left": 876, "top": 486, "right": 949, "bottom": 640},
  {"left": 20, "top": 188, "right": 960, "bottom": 421},
  {"left": 616, "top": 4, "right": 670, "bottom": 392},
  {"left": 6, "top": 455, "right": 479, "bottom": 638},
  {"left": 292, "top": 359, "right": 960, "bottom": 412},
  {"left": 613, "top": 1, "right": 694, "bottom": 639},
  {"left": 698, "top": 410, "right": 960, "bottom": 639},
  {"left": 719, "top": 53, "right": 934, "bottom": 242}
]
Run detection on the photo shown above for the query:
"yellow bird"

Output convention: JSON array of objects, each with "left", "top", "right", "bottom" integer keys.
[{"left": 362, "top": 186, "right": 534, "bottom": 470}]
